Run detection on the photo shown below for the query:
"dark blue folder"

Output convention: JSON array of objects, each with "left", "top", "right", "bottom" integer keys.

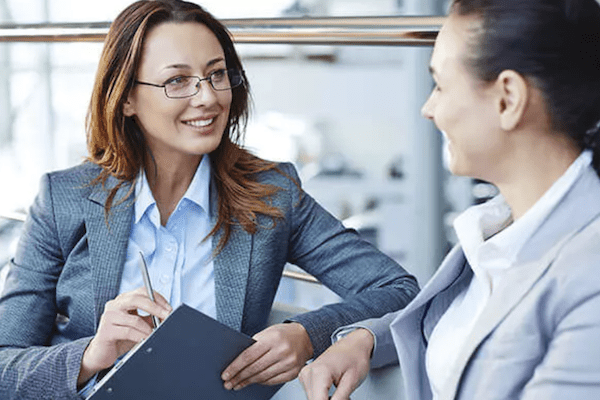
[{"left": 87, "top": 304, "right": 282, "bottom": 399}]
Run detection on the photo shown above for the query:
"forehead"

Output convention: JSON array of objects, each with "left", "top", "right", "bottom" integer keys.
[
  {"left": 139, "top": 21, "right": 225, "bottom": 70},
  {"left": 430, "top": 13, "right": 478, "bottom": 75}
]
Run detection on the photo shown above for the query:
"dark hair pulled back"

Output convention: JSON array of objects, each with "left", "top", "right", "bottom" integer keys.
[{"left": 451, "top": 0, "right": 600, "bottom": 176}]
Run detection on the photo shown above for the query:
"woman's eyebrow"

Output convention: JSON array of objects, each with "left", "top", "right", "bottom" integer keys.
[
  {"left": 206, "top": 57, "right": 226, "bottom": 68},
  {"left": 162, "top": 57, "right": 226, "bottom": 72}
]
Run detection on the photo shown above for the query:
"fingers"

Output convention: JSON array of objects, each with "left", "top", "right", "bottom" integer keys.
[
  {"left": 81, "top": 288, "right": 173, "bottom": 376},
  {"left": 224, "top": 347, "right": 299, "bottom": 390},
  {"left": 222, "top": 323, "right": 313, "bottom": 390},
  {"left": 299, "top": 329, "right": 373, "bottom": 400},
  {"left": 330, "top": 371, "right": 360, "bottom": 400},
  {"left": 115, "top": 287, "right": 172, "bottom": 321},
  {"left": 222, "top": 342, "right": 270, "bottom": 389},
  {"left": 100, "top": 305, "right": 154, "bottom": 337}
]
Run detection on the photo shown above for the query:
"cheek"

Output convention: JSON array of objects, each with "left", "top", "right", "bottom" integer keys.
[{"left": 221, "top": 93, "right": 233, "bottom": 114}]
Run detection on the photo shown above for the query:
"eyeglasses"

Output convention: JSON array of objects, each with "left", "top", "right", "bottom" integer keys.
[{"left": 135, "top": 68, "right": 244, "bottom": 99}]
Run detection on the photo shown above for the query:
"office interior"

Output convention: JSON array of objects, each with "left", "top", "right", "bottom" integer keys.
[{"left": 0, "top": 0, "right": 500, "bottom": 398}]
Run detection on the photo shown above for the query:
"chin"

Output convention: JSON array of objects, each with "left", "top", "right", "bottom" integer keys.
[{"left": 192, "top": 135, "right": 224, "bottom": 155}]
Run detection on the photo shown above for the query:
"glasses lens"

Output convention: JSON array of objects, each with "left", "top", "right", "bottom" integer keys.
[
  {"left": 165, "top": 76, "right": 198, "bottom": 98},
  {"left": 228, "top": 69, "right": 243, "bottom": 89},
  {"left": 209, "top": 69, "right": 230, "bottom": 91},
  {"left": 210, "top": 69, "right": 243, "bottom": 91},
  {"left": 221, "top": 69, "right": 243, "bottom": 90}
]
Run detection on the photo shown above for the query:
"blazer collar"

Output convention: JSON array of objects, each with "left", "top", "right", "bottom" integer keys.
[
  {"left": 85, "top": 174, "right": 134, "bottom": 326},
  {"left": 441, "top": 167, "right": 600, "bottom": 400}
]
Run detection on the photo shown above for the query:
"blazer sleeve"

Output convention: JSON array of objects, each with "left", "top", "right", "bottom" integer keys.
[
  {"left": 332, "top": 310, "right": 402, "bottom": 369},
  {"left": 0, "top": 173, "right": 90, "bottom": 400},
  {"left": 277, "top": 163, "right": 419, "bottom": 356}
]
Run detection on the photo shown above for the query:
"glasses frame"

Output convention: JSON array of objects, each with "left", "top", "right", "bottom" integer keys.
[{"left": 135, "top": 68, "right": 244, "bottom": 99}]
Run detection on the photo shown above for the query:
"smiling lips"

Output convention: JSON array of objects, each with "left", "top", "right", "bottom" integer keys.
[{"left": 183, "top": 117, "right": 216, "bottom": 128}]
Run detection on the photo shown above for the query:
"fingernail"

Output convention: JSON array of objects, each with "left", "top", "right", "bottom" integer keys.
[
  {"left": 223, "top": 382, "right": 232, "bottom": 390},
  {"left": 233, "top": 384, "right": 243, "bottom": 391},
  {"left": 222, "top": 372, "right": 229, "bottom": 380}
]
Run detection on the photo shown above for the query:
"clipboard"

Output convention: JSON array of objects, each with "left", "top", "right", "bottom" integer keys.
[{"left": 87, "top": 304, "right": 282, "bottom": 400}]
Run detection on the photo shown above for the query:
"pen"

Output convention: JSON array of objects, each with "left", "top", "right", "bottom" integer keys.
[{"left": 138, "top": 251, "right": 161, "bottom": 329}]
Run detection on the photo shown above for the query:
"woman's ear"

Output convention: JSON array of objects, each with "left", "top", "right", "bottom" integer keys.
[
  {"left": 495, "top": 70, "right": 529, "bottom": 131},
  {"left": 123, "top": 96, "right": 136, "bottom": 117}
]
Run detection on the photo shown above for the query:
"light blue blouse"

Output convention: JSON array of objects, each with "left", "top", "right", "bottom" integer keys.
[{"left": 118, "top": 155, "right": 216, "bottom": 318}]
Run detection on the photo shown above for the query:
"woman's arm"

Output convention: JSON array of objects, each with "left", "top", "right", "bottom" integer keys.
[
  {"left": 0, "top": 172, "right": 172, "bottom": 399},
  {"left": 0, "top": 173, "right": 91, "bottom": 399},
  {"left": 221, "top": 163, "right": 416, "bottom": 390},
  {"left": 280, "top": 162, "right": 418, "bottom": 356}
]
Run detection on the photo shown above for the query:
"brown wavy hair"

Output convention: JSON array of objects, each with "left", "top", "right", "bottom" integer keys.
[{"left": 86, "top": 0, "right": 283, "bottom": 251}]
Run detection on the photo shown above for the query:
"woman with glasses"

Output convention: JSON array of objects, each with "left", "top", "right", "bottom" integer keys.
[
  {"left": 0, "top": 1, "right": 419, "bottom": 399},
  {"left": 300, "top": 0, "right": 600, "bottom": 399}
]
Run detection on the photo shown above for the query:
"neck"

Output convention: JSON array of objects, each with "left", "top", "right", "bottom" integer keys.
[
  {"left": 145, "top": 153, "right": 202, "bottom": 225},
  {"left": 492, "top": 132, "right": 580, "bottom": 220}
]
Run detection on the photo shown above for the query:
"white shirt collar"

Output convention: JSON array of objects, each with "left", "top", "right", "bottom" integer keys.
[
  {"left": 134, "top": 155, "right": 212, "bottom": 225},
  {"left": 453, "top": 150, "right": 592, "bottom": 290}
]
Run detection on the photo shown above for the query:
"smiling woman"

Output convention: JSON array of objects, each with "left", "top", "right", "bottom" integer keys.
[
  {"left": 0, "top": 1, "right": 419, "bottom": 399},
  {"left": 122, "top": 22, "right": 234, "bottom": 225}
]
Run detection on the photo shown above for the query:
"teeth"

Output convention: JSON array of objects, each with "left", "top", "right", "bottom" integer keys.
[{"left": 185, "top": 118, "right": 214, "bottom": 127}]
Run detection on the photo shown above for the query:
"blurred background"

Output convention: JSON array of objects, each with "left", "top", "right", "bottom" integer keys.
[{"left": 0, "top": 0, "right": 499, "bottom": 311}]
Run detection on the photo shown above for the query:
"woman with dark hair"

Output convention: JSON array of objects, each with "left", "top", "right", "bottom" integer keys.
[
  {"left": 300, "top": 0, "right": 600, "bottom": 399},
  {"left": 0, "top": 1, "right": 419, "bottom": 398}
]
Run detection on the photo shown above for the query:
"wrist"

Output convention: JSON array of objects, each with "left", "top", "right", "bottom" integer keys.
[
  {"left": 78, "top": 338, "right": 109, "bottom": 386},
  {"left": 347, "top": 328, "right": 375, "bottom": 358},
  {"left": 288, "top": 321, "right": 314, "bottom": 360}
]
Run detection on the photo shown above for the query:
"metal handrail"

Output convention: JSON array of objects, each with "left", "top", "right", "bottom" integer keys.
[
  {"left": 0, "top": 211, "right": 26, "bottom": 222},
  {"left": 0, "top": 16, "right": 443, "bottom": 45}
]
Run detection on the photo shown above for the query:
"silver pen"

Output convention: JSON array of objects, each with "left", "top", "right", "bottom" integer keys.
[{"left": 137, "top": 251, "right": 161, "bottom": 329}]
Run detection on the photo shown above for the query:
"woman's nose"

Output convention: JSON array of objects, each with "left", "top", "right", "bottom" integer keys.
[
  {"left": 421, "top": 94, "right": 434, "bottom": 120},
  {"left": 190, "top": 80, "right": 218, "bottom": 107}
]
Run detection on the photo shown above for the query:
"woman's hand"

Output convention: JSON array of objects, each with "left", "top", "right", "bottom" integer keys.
[
  {"left": 221, "top": 322, "right": 314, "bottom": 390},
  {"left": 77, "top": 287, "right": 172, "bottom": 386},
  {"left": 298, "top": 328, "right": 374, "bottom": 400}
]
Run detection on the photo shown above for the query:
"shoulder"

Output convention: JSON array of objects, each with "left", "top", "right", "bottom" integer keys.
[
  {"left": 44, "top": 162, "right": 102, "bottom": 189},
  {"left": 253, "top": 162, "right": 300, "bottom": 184},
  {"left": 34, "top": 162, "right": 104, "bottom": 207}
]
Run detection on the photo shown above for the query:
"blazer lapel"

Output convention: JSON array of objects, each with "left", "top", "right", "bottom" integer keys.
[
  {"left": 85, "top": 177, "right": 134, "bottom": 327},
  {"left": 390, "top": 246, "right": 468, "bottom": 400},
  {"left": 390, "top": 245, "right": 467, "bottom": 351},
  {"left": 439, "top": 249, "right": 558, "bottom": 400},
  {"left": 210, "top": 180, "right": 253, "bottom": 331},
  {"left": 441, "top": 167, "right": 600, "bottom": 400},
  {"left": 401, "top": 245, "right": 467, "bottom": 319}
]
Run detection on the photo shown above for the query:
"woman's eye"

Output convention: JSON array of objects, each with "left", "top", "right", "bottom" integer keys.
[
  {"left": 166, "top": 76, "right": 187, "bottom": 86},
  {"left": 211, "top": 69, "right": 227, "bottom": 82}
]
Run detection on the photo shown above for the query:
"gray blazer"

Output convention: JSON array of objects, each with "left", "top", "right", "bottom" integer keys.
[
  {"left": 364, "top": 164, "right": 600, "bottom": 400},
  {"left": 0, "top": 161, "right": 418, "bottom": 400}
]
